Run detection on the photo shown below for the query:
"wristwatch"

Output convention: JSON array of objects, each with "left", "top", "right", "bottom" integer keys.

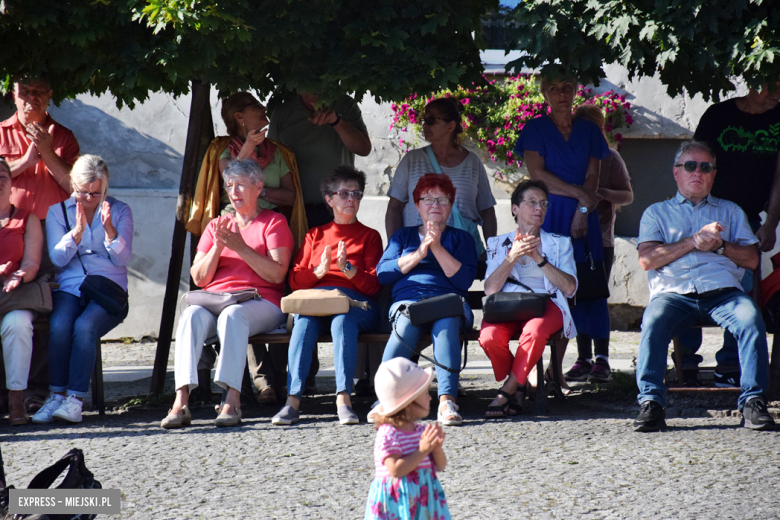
[
  {"left": 578, "top": 205, "right": 588, "bottom": 214},
  {"left": 537, "top": 255, "right": 549, "bottom": 268},
  {"left": 328, "top": 114, "right": 342, "bottom": 127},
  {"left": 341, "top": 260, "right": 353, "bottom": 273},
  {"left": 714, "top": 240, "right": 726, "bottom": 255}
]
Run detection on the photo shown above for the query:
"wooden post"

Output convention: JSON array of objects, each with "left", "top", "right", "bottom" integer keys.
[{"left": 150, "top": 81, "right": 214, "bottom": 395}]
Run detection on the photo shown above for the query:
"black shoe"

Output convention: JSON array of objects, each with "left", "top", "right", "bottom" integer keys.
[
  {"left": 354, "top": 378, "right": 375, "bottom": 398},
  {"left": 714, "top": 370, "right": 740, "bottom": 388},
  {"left": 682, "top": 369, "right": 702, "bottom": 387},
  {"left": 633, "top": 400, "right": 666, "bottom": 432},
  {"left": 741, "top": 397, "right": 775, "bottom": 431}
]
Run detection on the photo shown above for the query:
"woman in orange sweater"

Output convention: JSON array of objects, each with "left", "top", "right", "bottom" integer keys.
[{"left": 273, "top": 166, "right": 383, "bottom": 426}]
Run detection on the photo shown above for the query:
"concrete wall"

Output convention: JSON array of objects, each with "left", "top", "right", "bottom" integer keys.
[{"left": 4, "top": 62, "right": 771, "bottom": 337}]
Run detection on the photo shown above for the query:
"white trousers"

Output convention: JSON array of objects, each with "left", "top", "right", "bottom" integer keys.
[
  {"left": 1, "top": 310, "right": 34, "bottom": 391},
  {"left": 174, "top": 299, "right": 285, "bottom": 393}
]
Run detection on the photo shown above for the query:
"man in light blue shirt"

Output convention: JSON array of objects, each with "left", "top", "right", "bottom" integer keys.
[{"left": 633, "top": 140, "right": 774, "bottom": 432}]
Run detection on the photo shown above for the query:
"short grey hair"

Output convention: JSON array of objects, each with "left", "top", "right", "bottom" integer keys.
[
  {"left": 70, "top": 154, "right": 110, "bottom": 205},
  {"left": 674, "top": 140, "right": 716, "bottom": 168},
  {"left": 319, "top": 165, "right": 366, "bottom": 201},
  {"left": 222, "top": 159, "right": 265, "bottom": 185}
]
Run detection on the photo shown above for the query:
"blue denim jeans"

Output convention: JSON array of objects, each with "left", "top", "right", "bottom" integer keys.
[
  {"left": 287, "top": 287, "right": 379, "bottom": 399},
  {"left": 382, "top": 299, "right": 474, "bottom": 398},
  {"left": 637, "top": 289, "right": 768, "bottom": 410},
  {"left": 49, "top": 291, "right": 128, "bottom": 397},
  {"left": 676, "top": 218, "right": 761, "bottom": 369}
]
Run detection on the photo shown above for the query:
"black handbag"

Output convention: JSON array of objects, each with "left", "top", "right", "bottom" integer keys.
[
  {"left": 402, "top": 293, "right": 465, "bottom": 326},
  {"left": 482, "top": 278, "right": 550, "bottom": 323},
  {"left": 575, "top": 241, "right": 610, "bottom": 302},
  {"left": 392, "top": 293, "right": 467, "bottom": 374},
  {"left": 0, "top": 448, "right": 102, "bottom": 520},
  {"left": 61, "top": 202, "right": 129, "bottom": 315}
]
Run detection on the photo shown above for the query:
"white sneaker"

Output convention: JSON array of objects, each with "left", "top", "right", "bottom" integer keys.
[
  {"left": 367, "top": 400, "right": 381, "bottom": 424},
  {"left": 52, "top": 395, "right": 83, "bottom": 423},
  {"left": 31, "top": 394, "right": 65, "bottom": 424}
]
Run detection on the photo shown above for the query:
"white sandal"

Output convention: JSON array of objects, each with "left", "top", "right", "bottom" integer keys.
[{"left": 437, "top": 400, "right": 463, "bottom": 426}]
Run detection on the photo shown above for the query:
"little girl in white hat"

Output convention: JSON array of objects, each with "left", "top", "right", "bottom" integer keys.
[{"left": 364, "top": 357, "right": 451, "bottom": 520}]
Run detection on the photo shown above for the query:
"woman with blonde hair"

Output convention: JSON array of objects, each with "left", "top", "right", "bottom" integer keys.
[{"left": 33, "top": 155, "right": 133, "bottom": 424}]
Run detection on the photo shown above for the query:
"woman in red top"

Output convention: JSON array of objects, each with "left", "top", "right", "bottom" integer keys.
[
  {"left": 0, "top": 157, "right": 43, "bottom": 425},
  {"left": 162, "top": 159, "right": 294, "bottom": 429},
  {"left": 273, "top": 166, "right": 382, "bottom": 426}
]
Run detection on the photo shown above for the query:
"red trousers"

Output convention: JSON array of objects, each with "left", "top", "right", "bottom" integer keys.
[{"left": 478, "top": 300, "right": 563, "bottom": 385}]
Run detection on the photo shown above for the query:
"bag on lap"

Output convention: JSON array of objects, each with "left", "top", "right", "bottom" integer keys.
[
  {"left": 183, "top": 288, "right": 261, "bottom": 315},
  {"left": 60, "top": 203, "right": 128, "bottom": 316},
  {"left": 0, "top": 275, "right": 56, "bottom": 317},
  {"left": 482, "top": 278, "right": 550, "bottom": 323},
  {"left": 280, "top": 289, "right": 370, "bottom": 316},
  {"left": 0, "top": 448, "right": 102, "bottom": 520}
]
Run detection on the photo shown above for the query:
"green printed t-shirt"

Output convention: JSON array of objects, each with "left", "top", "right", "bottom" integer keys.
[
  {"left": 268, "top": 95, "right": 367, "bottom": 204},
  {"left": 220, "top": 147, "right": 290, "bottom": 210},
  {"left": 694, "top": 99, "right": 780, "bottom": 222}
]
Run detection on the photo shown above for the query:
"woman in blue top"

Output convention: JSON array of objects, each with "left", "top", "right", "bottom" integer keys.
[
  {"left": 374, "top": 173, "right": 478, "bottom": 426},
  {"left": 513, "top": 68, "right": 610, "bottom": 389},
  {"left": 33, "top": 155, "right": 133, "bottom": 425}
]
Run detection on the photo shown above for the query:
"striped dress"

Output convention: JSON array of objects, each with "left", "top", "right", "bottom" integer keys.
[{"left": 364, "top": 423, "right": 451, "bottom": 520}]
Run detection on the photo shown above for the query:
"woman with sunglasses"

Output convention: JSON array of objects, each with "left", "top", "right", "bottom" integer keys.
[
  {"left": 480, "top": 180, "right": 577, "bottom": 417},
  {"left": 386, "top": 97, "right": 496, "bottom": 256},
  {"left": 273, "top": 166, "right": 382, "bottom": 425},
  {"left": 33, "top": 155, "right": 132, "bottom": 424},
  {"left": 374, "top": 174, "right": 478, "bottom": 426},
  {"left": 513, "top": 66, "right": 611, "bottom": 392}
]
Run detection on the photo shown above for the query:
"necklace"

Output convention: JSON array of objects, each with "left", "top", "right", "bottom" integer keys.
[{"left": 0, "top": 205, "right": 13, "bottom": 228}]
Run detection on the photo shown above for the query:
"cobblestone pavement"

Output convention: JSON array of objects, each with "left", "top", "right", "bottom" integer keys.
[{"left": 2, "top": 331, "right": 779, "bottom": 519}]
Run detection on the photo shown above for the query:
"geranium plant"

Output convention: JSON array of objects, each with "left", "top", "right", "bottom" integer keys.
[{"left": 390, "top": 75, "right": 634, "bottom": 182}]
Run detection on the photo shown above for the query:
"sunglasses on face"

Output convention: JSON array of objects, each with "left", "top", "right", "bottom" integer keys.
[
  {"left": 331, "top": 189, "right": 363, "bottom": 201},
  {"left": 675, "top": 161, "right": 715, "bottom": 174},
  {"left": 422, "top": 116, "right": 451, "bottom": 126}
]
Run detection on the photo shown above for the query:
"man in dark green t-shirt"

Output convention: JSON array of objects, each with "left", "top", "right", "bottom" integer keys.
[
  {"left": 678, "top": 78, "right": 780, "bottom": 387},
  {"left": 268, "top": 92, "right": 371, "bottom": 227}
]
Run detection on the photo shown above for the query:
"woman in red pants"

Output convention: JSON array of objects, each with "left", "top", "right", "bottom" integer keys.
[{"left": 480, "top": 180, "right": 578, "bottom": 417}]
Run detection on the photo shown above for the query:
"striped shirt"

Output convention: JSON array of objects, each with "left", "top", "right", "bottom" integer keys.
[
  {"left": 388, "top": 147, "right": 496, "bottom": 227},
  {"left": 373, "top": 423, "right": 433, "bottom": 478}
]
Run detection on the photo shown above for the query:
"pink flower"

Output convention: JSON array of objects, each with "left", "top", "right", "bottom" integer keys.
[{"left": 461, "top": 98, "right": 470, "bottom": 105}]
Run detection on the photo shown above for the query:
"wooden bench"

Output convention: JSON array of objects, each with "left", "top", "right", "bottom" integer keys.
[{"left": 202, "top": 289, "right": 567, "bottom": 415}]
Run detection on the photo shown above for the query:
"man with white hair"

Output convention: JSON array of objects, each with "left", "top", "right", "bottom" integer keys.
[{"left": 633, "top": 140, "right": 774, "bottom": 432}]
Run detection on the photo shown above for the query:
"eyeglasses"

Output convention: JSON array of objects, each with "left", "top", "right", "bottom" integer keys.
[
  {"left": 330, "top": 189, "right": 364, "bottom": 200},
  {"left": 421, "top": 197, "right": 451, "bottom": 206},
  {"left": 520, "top": 199, "right": 550, "bottom": 210},
  {"left": 674, "top": 161, "right": 715, "bottom": 174},
  {"left": 422, "top": 116, "right": 451, "bottom": 126},
  {"left": 75, "top": 190, "right": 102, "bottom": 198}
]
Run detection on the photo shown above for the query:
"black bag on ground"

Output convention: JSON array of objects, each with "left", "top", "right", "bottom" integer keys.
[
  {"left": 575, "top": 241, "right": 610, "bottom": 302},
  {"left": 482, "top": 278, "right": 550, "bottom": 323},
  {"left": 0, "top": 448, "right": 101, "bottom": 520}
]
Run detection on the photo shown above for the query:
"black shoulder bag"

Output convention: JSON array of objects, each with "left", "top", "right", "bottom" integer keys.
[
  {"left": 574, "top": 240, "right": 610, "bottom": 302},
  {"left": 60, "top": 202, "right": 129, "bottom": 315},
  {"left": 391, "top": 293, "right": 468, "bottom": 374},
  {"left": 482, "top": 277, "right": 551, "bottom": 323}
]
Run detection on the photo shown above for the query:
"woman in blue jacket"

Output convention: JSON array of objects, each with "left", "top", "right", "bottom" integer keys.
[{"left": 374, "top": 173, "right": 477, "bottom": 426}]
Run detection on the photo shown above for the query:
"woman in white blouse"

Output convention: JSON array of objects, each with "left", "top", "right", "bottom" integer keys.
[{"left": 479, "top": 180, "right": 577, "bottom": 418}]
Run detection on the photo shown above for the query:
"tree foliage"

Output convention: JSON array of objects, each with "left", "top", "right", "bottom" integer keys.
[
  {"left": 0, "top": 0, "right": 498, "bottom": 107},
  {"left": 506, "top": 0, "right": 780, "bottom": 101}
]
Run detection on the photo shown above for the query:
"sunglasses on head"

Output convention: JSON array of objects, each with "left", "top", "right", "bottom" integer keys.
[
  {"left": 330, "top": 189, "right": 363, "bottom": 201},
  {"left": 675, "top": 161, "right": 715, "bottom": 174}
]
